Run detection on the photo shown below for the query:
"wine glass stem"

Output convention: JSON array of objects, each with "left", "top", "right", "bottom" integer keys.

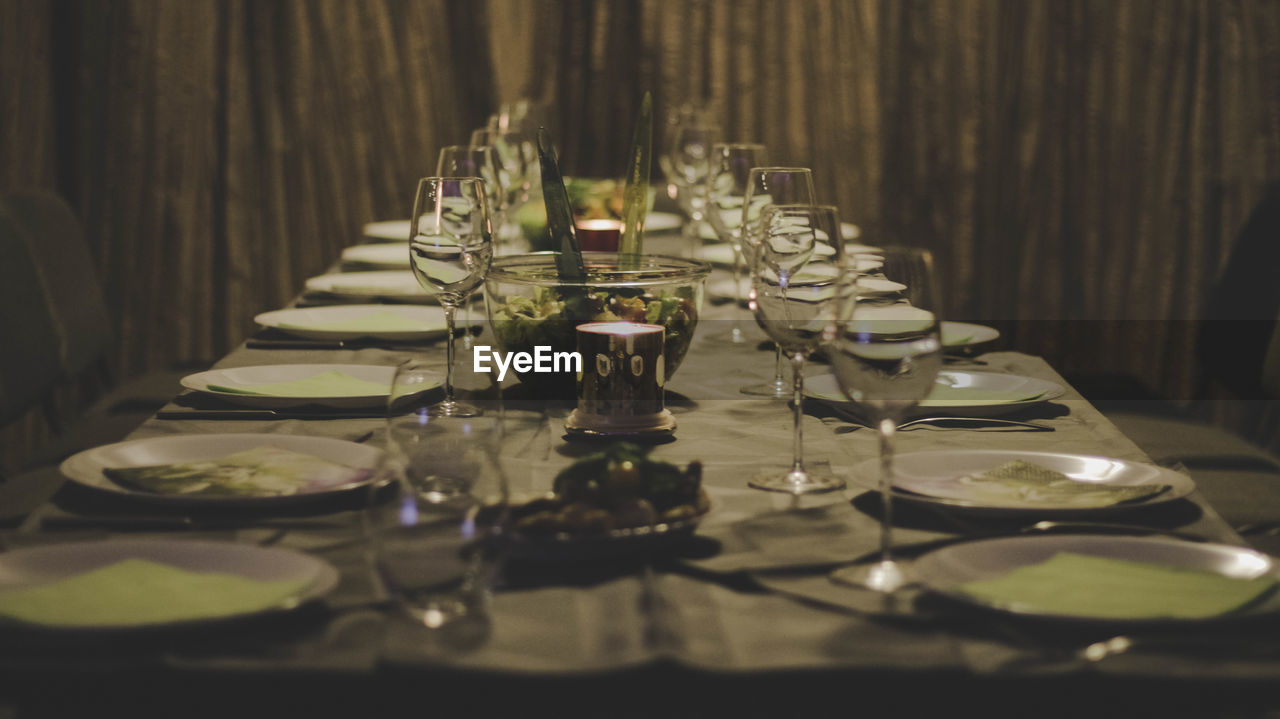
[
  {"left": 877, "top": 417, "right": 896, "bottom": 565},
  {"left": 790, "top": 352, "right": 807, "bottom": 477},
  {"left": 443, "top": 303, "right": 458, "bottom": 407},
  {"left": 772, "top": 345, "right": 786, "bottom": 389}
]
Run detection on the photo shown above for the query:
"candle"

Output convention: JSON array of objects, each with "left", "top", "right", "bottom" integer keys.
[
  {"left": 576, "top": 218, "right": 622, "bottom": 252},
  {"left": 565, "top": 321, "right": 675, "bottom": 437}
]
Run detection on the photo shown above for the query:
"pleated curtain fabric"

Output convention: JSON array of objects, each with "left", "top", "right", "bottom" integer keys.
[{"left": 1, "top": 0, "right": 1278, "bottom": 470}]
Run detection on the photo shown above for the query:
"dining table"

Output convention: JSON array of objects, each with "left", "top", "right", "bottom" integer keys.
[{"left": 4, "top": 225, "right": 1280, "bottom": 719}]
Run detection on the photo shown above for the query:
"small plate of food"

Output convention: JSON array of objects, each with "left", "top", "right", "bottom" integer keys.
[{"left": 490, "top": 443, "right": 710, "bottom": 560}]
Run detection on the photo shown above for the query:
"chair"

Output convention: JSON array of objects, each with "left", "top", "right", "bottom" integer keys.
[{"left": 0, "top": 189, "right": 201, "bottom": 488}]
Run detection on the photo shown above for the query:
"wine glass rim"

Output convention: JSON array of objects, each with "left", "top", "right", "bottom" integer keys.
[
  {"left": 712, "top": 142, "right": 767, "bottom": 150},
  {"left": 748, "top": 166, "right": 812, "bottom": 174},
  {"left": 418, "top": 175, "right": 488, "bottom": 183}
]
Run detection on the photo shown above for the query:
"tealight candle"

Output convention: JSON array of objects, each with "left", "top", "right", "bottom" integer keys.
[
  {"left": 576, "top": 218, "right": 622, "bottom": 252},
  {"left": 565, "top": 321, "right": 675, "bottom": 437}
]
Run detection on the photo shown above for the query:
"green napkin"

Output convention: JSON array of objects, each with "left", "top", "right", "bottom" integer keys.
[
  {"left": 276, "top": 310, "right": 430, "bottom": 333},
  {"left": 104, "top": 446, "right": 372, "bottom": 497},
  {"left": 0, "top": 559, "right": 312, "bottom": 627},
  {"left": 958, "top": 552, "right": 1277, "bottom": 619},
  {"left": 207, "top": 370, "right": 388, "bottom": 397}
]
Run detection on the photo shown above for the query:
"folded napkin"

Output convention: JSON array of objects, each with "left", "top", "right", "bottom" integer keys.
[
  {"left": 104, "top": 445, "right": 372, "bottom": 497},
  {"left": 207, "top": 369, "right": 389, "bottom": 397},
  {"left": 957, "top": 552, "right": 1277, "bottom": 619},
  {"left": 906, "top": 460, "right": 1170, "bottom": 508},
  {"left": 276, "top": 310, "right": 430, "bottom": 333},
  {"left": 0, "top": 559, "right": 312, "bottom": 627}
]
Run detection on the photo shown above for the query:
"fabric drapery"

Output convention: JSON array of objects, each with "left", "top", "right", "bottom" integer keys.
[{"left": 1, "top": 0, "right": 1277, "bottom": 470}]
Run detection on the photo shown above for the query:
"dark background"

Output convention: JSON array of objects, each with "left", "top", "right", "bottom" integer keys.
[{"left": 1, "top": 0, "right": 1278, "bottom": 470}]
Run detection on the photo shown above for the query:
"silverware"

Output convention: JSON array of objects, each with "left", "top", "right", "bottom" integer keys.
[
  {"left": 1021, "top": 520, "right": 1206, "bottom": 543},
  {"left": 156, "top": 408, "right": 386, "bottom": 420},
  {"left": 835, "top": 412, "right": 1052, "bottom": 432},
  {"left": 39, "top": 515, "right": 350, "bottom": 532}
]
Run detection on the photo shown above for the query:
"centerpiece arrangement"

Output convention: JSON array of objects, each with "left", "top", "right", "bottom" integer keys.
[{"left": 484, "top": 94, "right": 710, "bottom": 406}]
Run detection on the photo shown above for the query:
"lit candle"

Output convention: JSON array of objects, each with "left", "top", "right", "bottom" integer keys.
[
  {"left": 576, "top": 218, "right": 622, "bottom": 252},
  {"left": 565, "top": 321, "right": 675, "bottom": 436}
]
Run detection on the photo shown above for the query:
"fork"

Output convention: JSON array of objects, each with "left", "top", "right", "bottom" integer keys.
[{"left": 835, "top": 413, "right": 1052, "bottom": 432}]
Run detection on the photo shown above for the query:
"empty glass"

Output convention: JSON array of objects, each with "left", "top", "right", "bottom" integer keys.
[
  {"left": 705, "top": 142, "right": 768, "bottom": 344},
  {"left": 747, "top": 204, "right": 847, "bottom": 494},
  {"left": 409, "top": 177, "right": 493, "bottom": 417},
  {"left": 738, "top": 167, "right": 817, "bottom": 397},
  {"left": 826, "top": 247, "right": 944, "bottom": 592},
  {"left": 372, "top": 359, "right": 508, "bottom": 639}
]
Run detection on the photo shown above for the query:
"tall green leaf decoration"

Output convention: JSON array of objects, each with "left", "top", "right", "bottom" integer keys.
[
  {"left": 619, "top": 92, "right": 652, "bottom": 263},
  {"left": 536, "top": 127, "right": 586, "bottom": 281}
]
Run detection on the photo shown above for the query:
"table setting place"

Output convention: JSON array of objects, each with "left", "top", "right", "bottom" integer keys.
[{"left": 7, "top": 97, "right": 1280, "bottom": 698}]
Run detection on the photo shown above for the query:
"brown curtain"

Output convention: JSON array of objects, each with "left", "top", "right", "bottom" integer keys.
[{"left": 2, "top": 0, "right": 1278, "bottom": 470}]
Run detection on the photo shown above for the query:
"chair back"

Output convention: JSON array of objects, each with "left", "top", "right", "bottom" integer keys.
[
  {"left": 0, "top": 196, "right": 64, "bottom": 426},
  {"left": 1, "top": 191, "right": 114, "bottom": 380}
]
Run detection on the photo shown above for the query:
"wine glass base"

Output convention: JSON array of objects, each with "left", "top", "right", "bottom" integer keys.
[
  {"left": 432, "top": 400, "right": 483, "bottom": 418},
  {"left": 740, "top": 381, "right": 790, "bottom": 398},
  {"left": 829, "top": 560, "right": 909, "bottom": 594},
  {"left": 748, "top": 471, "right": 846, "bottom": 495},
  {"left": 705, "top": 326, "right": 751, "bottom": 344}
]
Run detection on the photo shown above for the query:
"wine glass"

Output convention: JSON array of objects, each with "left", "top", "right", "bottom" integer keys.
[
  {"left": 372, "top": 359, "right": 508, "bottom": 640},
  {"left": 747, "top": 204, "right": 848, "bottom": 494},
  {"left": 738, "top": 167, "right": 817, "bottom": 397},
  {"left": 469, "top": 127, "right": 536, "bottom": 213},
  {"left": 409, "top": 177, "right": 494, "bottom": 417},
  {"left": 436, "top": 146, "right": 506, "bottom": 350},
  {"left": 826, "top": 247, "right": 943, "bottom": 592},
  {"left": 659, "top": 115, "right": 721, "bottom": 250},
  {"left": 704, "top": 142, "right": 768, "bottom": 344}
]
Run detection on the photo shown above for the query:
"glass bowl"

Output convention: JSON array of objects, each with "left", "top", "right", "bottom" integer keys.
[{"left": 484, "top": 252, "right": 710, "bottom": 396}]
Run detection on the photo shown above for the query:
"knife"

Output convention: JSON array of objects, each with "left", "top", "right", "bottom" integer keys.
[{"left": 155, "top": 408, "right": 386, "bottom": 420}]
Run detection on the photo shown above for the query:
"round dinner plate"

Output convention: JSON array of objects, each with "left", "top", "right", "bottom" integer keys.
[
  {"left": 912, "top": 534, "right": 1280, "bottom": 623},
  {"left": 363, "top": 213, "right": 682, "bottom": 242},
  {"left": 180, "top": 363, "right": 401, "bottom": 408},
  {"left": 693, "top": 241, "right": 868, "bottom": 269},
  {"left": 304, "top": 271, "right": 436, "bottom": 303},
  {"left": 806, "top": 370, "right": 1065, "bottom": 417},
  {"left": 0, "top": 539, "right": 339, "bottom": 631},
  {"left": 341, "top": 243, "right": 411, "bottom": 269},
  {"left": 362, "top": 219, "right": 411, "bottom": 241},
  {"left": 254, "top": 305, "right": 449, "bottom": 341},
  {"left": 847, "top": 449, "right": 1196, "bottom": 516},
  {"left": 699, "top": 222, "right": 862, "bottom": 243},
  {"left": 941, "top": 320, "right": 1000, "bottom": 348},
  {"left": 59, "top": 433, "right": 386, "bottom": 506}
]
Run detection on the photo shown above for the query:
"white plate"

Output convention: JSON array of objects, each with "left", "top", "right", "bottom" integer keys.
[
  {"left": 0, "top": 539, "right": 339, "bottom": 631},
  {"left": 304, "top": 271, "right": 435, "bottom": 303},
  {"left": 913, "top": 535, "right": 1280, "bottom": 623},
  {"left": 645, "top": 212, "right": 682, "bottom": 233},
  {"left": 848, "top": 449, "right": 1196, "bottom": 516},
  {"left": 60, "top": 433, "right": 386, "bottom": 506},
  {"left": 942, "top": 321, "right": 1000, "bottom": 348},
  {"left": 699, "top": 222, "right": 861, "bottom": 243},
  {"left": 254, "top": 305, "right": 448, "bottom": 341},
  {"left": 807, "top": 370, "right": 1065, "bottom": 416},
  {"left": 368, "top": 213, "right": 681, "bottom": 241},
  {"left": 362, "top": 220, "right": 411, "bottom": 241},
  {"left": 341, "top": 244, "right": 411, "bottom": 268},
  {"left": 180, "top": 363, "right": 401, "bottom": 408}
]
